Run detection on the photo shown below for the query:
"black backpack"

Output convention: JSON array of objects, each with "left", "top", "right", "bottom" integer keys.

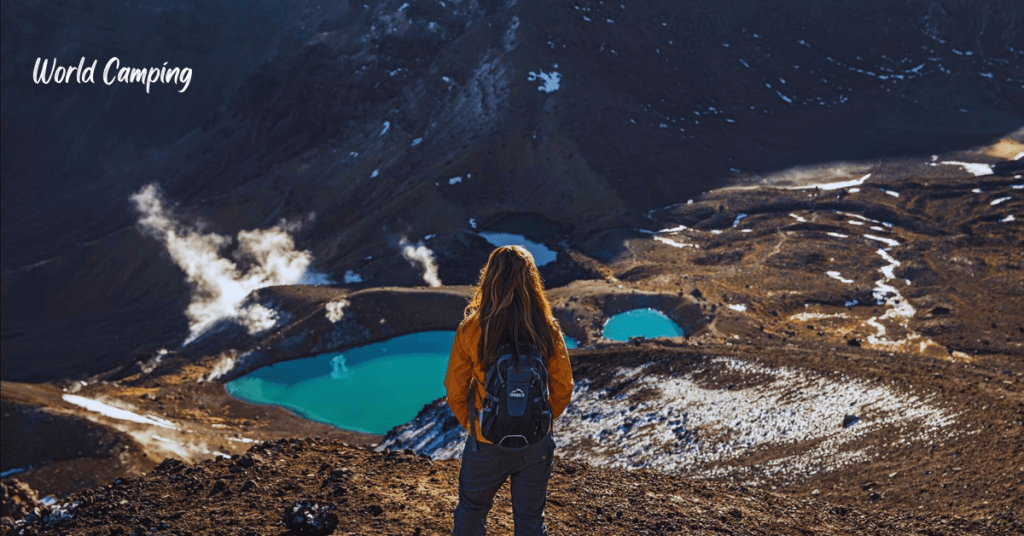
[{"left": 477, "top": 351, "right": 552, "bottom": 448}]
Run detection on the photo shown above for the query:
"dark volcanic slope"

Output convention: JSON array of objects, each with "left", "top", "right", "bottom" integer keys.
[
  {"left": 3, "top": 0, "right": 1023, "bottom": 381},
  {"left": 21, "top": 439, "right": 1022, "bottom": 536},
  {"left": 0, "top": 0, "right": 315, "bottom": 270}
]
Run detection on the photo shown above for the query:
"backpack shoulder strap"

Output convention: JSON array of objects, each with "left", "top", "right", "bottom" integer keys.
[{"left": 485, "top": 353, "right": 512, "bottom": 389}]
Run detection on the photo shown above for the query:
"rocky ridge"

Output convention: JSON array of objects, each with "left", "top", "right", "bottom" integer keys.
[{"left": 7, "top": 438, "right": 1021, "bottom": 536}]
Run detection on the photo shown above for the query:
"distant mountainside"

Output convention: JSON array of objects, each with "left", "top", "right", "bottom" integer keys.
[{"left": 2, "top": 0, "right": 1022, "bottom": 381}]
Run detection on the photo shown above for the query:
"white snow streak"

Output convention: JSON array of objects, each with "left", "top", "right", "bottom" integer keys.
[
  {"left": 527, "top": 69, "right": 561, "bottom": 93},
  {"left": 940, "top": 161, "right": 993, "bottom": 177},
  {"left": 654, "top": 235, "right": 698, "bottom": 249},
  {"left": 62, "top": 395, "right": 177, "bottom": 430},
  {"left": 826, "top": 271, "right": 854, "bottom": 284},
  {"left": 794, "top": 173, "right": 871, "bottom": 191}
]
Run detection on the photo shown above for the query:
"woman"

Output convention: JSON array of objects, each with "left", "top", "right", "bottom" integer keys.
[{"left": 445, "top": 245, "right": 574, "bottom": 536}]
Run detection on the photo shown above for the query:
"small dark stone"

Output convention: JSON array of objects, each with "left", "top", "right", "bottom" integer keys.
[
  {"left": 869, "top": 491, "right": 884, "bottom": 502},
  {"left": 210, "top": 480, "right": 227, "bottom": 495},
  {"left": 282, "top": 500, "right": 338, "bottom": 536},
  {"left": 842, "top": 415, "right": 860, "bottom": 428},
  {"left": 154, "top": 459, "right": 185, "bottom": 473},
  {"left": 366, "top": 504, "right": 385, "bottom": 517}
]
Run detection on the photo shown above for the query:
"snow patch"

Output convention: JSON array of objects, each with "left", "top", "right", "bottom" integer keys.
[
  {"left": 826, "top": 271, "right": 854, "bottom": 284},
  {"left": 940, "top": 161, "right": 993, "bottom": 177},
  {"left": 794, "top": 173, "right": 871, "bottom": 191},
  {"left": 527, "top": 69, "right": 561, "bottom": 93},
  {"left": 343, "top": 270, "right": 362, "bottom": 284},
  {"left": 544, "top": 360, "right": 956, "bottom": 479},
  {"left": 388, "top": 357, "right": 959, "bottom": 483},
  {"left": 654, "top": 235, "right": 699, "bottom": 249},
  {"left": 62, "top": 394, "right": 177, "bottom": 430},
  {"left": 790, "top": 312, "right": 849, "bottom": 322}
]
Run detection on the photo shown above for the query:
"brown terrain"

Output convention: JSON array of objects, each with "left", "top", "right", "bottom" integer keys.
[
  {"left": 3, "top": 0, "right": 1023, "bottom": 534},
  {"left": 3, "top": 132, "right": 1023, "bottom": 534},
  {"left": 6, "top": 439, "right": 1021, "bottom": 536}
]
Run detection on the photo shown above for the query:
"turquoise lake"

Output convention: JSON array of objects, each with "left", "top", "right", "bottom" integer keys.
[
  {"left": 602, "top": 308, "right": 685, "bottom": 341},
  {"left": 478, "top": 232, "right": 558, "bottom": 266},
  {"left": 227, "top": 331, "right": 581, "bottom": 434}
]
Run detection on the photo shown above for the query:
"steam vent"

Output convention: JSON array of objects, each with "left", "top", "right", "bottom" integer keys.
[{"left": 2, "top": 0, "right": 1022, "bottom": 534}]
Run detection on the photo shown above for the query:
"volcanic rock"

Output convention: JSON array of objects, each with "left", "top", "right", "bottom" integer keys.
[{"left": 282, "top": 500, "right": 339, "bottom": 536}]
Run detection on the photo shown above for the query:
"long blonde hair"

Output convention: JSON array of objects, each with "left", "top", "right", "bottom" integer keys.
[{"left": 464, "top": 245, "right": 560, "bottom": 370}]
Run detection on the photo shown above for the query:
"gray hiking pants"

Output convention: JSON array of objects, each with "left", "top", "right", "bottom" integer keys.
[{"left": 452, "top": 434, "right": 555, "bottom": 536}]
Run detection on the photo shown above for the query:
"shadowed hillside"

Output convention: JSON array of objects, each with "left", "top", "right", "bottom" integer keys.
[{"left": 3, "top": 0, "right": 1022, "bottom": 381}]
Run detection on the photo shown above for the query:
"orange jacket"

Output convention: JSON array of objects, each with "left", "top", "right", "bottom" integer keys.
[{"left": 444, "top": 316, "right": 574, "bottom": 444}]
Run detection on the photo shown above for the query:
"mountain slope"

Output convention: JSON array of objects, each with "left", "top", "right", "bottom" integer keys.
[
  {"left": 17, "top": 439, "right": 1022, "bottom": 536},
  {"left": 2, "top": 0, "right": 1022, "bottom": 381}
]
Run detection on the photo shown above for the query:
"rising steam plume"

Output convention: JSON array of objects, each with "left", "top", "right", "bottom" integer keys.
[
  {"left": 399, "top": 236, "right": 442, "bottom": 287},
  {"left": 130, "top": 183, "right": 328, "bottom": 344}
]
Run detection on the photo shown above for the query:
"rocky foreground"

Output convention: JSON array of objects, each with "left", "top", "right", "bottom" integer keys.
[{"left": 7, "top": 438, "right": 1021, "bottom": 536}]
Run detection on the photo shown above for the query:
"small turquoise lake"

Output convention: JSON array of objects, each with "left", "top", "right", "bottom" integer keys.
[
  {"left": 478, "top": 232, "right": 558, "bottom": 266},
  {"left": 602, "top": 308, "right": 685, "bottom": 341},
  {"left": 227, "top": 331, "right": 581, "bottom": 434}
]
